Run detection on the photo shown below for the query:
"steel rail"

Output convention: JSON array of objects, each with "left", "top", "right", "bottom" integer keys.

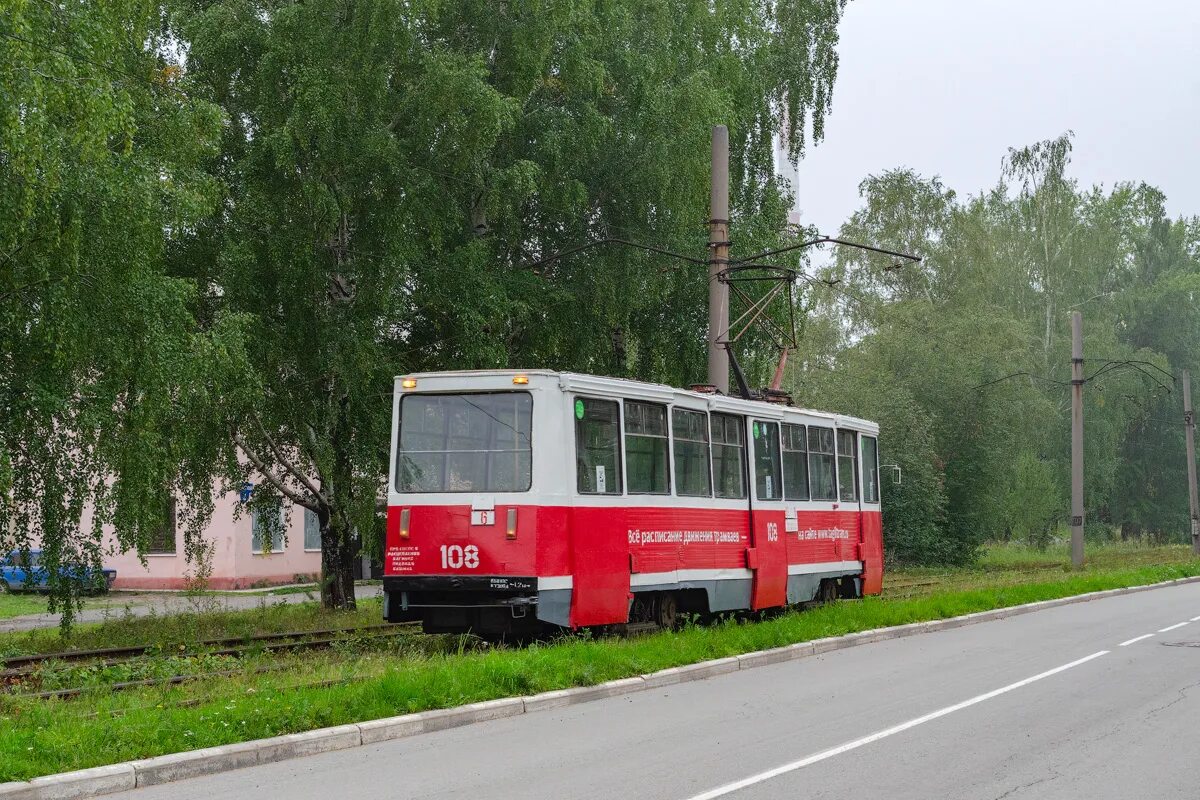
[{"left": 8, "top": 628, "right": 419, "bottom": 699}]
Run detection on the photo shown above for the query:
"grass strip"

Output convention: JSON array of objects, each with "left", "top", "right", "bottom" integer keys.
[
  {"left": 3, "top": 559, "right": 1200, "bottom": 781},
  {"left": 0, "top": 599, "right": 386, "bottom": 658},
  {"left": 0, "top": 594, "right": 49, "bottom": 621}
]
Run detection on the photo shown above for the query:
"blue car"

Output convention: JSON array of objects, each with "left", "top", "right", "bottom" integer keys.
[{"left": 0, "top": 550, "right": 116, "bottom": 594}]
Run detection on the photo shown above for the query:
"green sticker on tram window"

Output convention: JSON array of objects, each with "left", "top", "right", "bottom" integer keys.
[
  {"left": 753, "top": 422, "right": 760, "bottom": 439},
  {"left": 575, "top": 399, "right": 585, "bottom": 419}
]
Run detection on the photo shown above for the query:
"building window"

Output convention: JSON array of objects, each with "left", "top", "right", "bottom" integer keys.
[
  {"left": 672, "top": 409, "right": 712, "bottom": 497},
  {"left": 575, "top": 397, "right": 622, "bottom": 494},
  {"left": 782, "top": 423, "right": 809, "bottom": 500},
  {"left": 862, "top": 435, "right": 880, "bottom": 503},
  {"left": 303, "top": 507, "right": 322, "bottom": 551},
  {"left": 624, "top": 401, "right": 669, "bottom": 494},
  {"left": 837, "top": 429, "right": 859, "bottom": 502},
  {"left": 752, "top": 421, "right": 782, "bottom": 500},
  {"left": 711, "top": 413, "right": 747, "bottom": 499},
  {"left": 148, "top": 498, "right": 177, "bottom": 555},
  {"left": 808, "top": 426, "right": 837, "bottom": 501},
  {"left": 252, "top": 507, "right": 286, "bottom": 554}
]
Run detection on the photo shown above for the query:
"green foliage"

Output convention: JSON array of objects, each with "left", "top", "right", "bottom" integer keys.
[
  {"left": 165, "top": 0, "right": 849, "bottom": 606},
  {"left": 790, "top": 134, "right": 1200, "bottom": 563},
  {"left": 0, "top": 0, "right": 231, "bottom": 623},
  {"left": 1003, "top": 451, "right": 1062, "bottom": 548},
  {"left": 1, "top": 0, "right": 850, "bottom": 618}
]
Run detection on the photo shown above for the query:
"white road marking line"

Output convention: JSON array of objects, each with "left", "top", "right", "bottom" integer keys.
[
  {"left": 1119, "top": 634, "right": 1155, "bottom": 646},
  {"left": 1190, "top": 615, "right": 1200, "bottom": 622},
  {"left": 1158, "top": 622, "right": 1189, "bottom": 633},
  {"left": 682, "top": 651, "right": 1110, "bottom": 800}
]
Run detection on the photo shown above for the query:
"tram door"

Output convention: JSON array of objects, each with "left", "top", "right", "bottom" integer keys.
[
  {"left": 836, "top": 429, "right": 865, "bottom": 565},
  {"left": 747, "top": 419, "right": 788, "bottom": 609}
]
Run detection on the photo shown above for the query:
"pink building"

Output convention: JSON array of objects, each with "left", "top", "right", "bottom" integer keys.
[{"left": 101, "top": 490, "right": 323, "bottom": 590}]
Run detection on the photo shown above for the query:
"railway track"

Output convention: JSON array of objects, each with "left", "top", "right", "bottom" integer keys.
[
  {"left": 2, "top": 623, "right": 420, "bottom": 698},
  {"left": 2, "top": 623, "right": 413, "bottom": 674}
]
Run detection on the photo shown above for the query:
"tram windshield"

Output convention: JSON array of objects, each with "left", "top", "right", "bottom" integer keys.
[{"left": 396, "top": 392, "right": 533, "bottom": 493}]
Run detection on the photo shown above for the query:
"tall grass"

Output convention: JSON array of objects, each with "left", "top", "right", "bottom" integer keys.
[{"left": 976, "top": 539, "right": 1194, "bottom": 570}]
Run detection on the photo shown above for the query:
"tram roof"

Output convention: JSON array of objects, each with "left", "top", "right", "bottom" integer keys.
[{"left": 397, "top": 369, "right": 879, "bottom": 434}]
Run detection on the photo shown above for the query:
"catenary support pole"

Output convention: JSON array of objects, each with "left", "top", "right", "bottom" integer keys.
[
  {"left": 707, "top": 125, "right": 730, "bottom": 394},
  {"left": 1183, "top": 370, "right": 1200, "bottom": 555},
  {"left": 1070, "top": 311, "right": 1085, "bottom": 569}
]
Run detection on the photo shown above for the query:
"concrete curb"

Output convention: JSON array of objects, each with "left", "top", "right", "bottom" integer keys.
[{"left": 4, "top": 573, "right": 1199, "bottom": 799}]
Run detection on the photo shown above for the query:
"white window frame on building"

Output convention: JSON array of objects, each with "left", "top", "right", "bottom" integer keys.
[
  {"left": 251, "top": 507, "right": 287, "bottom": 554},
  {"left": 303, "top": 507, "right": 322, "bottom": 552}
]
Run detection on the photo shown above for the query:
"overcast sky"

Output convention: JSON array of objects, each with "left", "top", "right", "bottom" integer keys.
[{"left": 790, "top": 0, "right": 1200, "bottom": 235}]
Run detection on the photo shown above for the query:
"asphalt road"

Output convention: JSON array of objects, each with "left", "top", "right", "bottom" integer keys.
[
  {"left": 0, "top": 584, "right": 383, "bottom": 632},
  {"left": 109, "top": 582, "right": 1200, "bottom": 800}
]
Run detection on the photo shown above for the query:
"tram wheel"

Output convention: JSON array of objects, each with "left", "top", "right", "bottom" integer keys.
[
  {"left": 655, "top": 593, "right": 679, "bottom": 630},
  {"left": 816, "top": 579, "right": 839, "bottom": 604}
]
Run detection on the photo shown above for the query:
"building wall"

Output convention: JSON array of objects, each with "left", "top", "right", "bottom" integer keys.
[{"left": 103, "top": 491, "right": 322, "bottom": 590}]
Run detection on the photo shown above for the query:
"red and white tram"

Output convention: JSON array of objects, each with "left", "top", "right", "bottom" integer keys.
[{"left": 383, "top": 370, "right": 883, "bottom": 636}]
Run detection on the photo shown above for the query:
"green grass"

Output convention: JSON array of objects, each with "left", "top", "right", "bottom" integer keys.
[
  {"left": 976, "top": 540, "right": 1195, "bottom": 571},
  {"left": 882, "top": 541, "right": 1197, "bottom": 598},
  {"left": 3, "top": 555, "right": 1200, "bottom": 782},
  {"left": 0, "top": 592, "right": 48, "bottom": 620}
]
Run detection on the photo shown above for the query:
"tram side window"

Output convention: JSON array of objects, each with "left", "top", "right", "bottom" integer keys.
[
  {"left": 575, "top": 398, "right": 623, "bottom": 494},
  {"left": 711, "top": 413, "right": 747, "bottom": 499},
  {"left": 862, "top": 435, "right": 880, "bottom": 503},
  {"left": 752, "top": 421, "right": 782, "bottom": 500},
  {"left": 673, "top": 409, "right": 712, "bottom": 497},
  {"left": 837, "top": 429, "right": 859, "bottom": 502},
  {"left": 782, "top": 423, "right": 809, "bottom": 500},
  {"left": 625, "top": 401, "right": 670, "bottom": 494},
  {"left": 807, "top": 426, "right": 837, "bottom": 500}
]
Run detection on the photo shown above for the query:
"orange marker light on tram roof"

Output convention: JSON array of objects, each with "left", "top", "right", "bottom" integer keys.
[
  {"left": 512, "top": 374, "right": 529, "bottom": 385},
  {"left": 401, "top": 378, "right": 418, "bottom": 389}
]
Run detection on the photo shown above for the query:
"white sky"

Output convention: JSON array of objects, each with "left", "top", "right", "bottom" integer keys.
[{"left": 791, "top": 0, "right": 1200, "bottom": 235}]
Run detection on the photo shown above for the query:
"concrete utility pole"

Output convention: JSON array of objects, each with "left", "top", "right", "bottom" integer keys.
[
  {"left": 706, "top": 125, "right": 731, "bottom": 394},
  {"left": 1183, "top": 370, "right": 1200, "bottom": 555},
  {"left": 1070, "top": 311, "right": 1085, "bottom": 569}
]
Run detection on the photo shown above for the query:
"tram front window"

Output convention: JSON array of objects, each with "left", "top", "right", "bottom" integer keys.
[{"left": 396, "top": 392, "right": 533, "bottom": 493}]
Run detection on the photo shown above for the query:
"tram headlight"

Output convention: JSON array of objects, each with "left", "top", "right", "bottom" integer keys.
[{"left": 399, "top": 508, "right": 411, "bottom": 539}]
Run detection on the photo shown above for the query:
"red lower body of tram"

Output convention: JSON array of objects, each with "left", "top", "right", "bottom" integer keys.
[{"left": 383, "top": 501, "right": 882, "bottom": 636}]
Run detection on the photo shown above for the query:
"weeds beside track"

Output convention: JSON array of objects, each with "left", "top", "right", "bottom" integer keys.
[{"left": 1, "top": 624, "right": 420, "bottom": 699}]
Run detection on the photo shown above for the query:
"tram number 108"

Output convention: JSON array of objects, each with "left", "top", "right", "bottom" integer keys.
[{"left": 439, "top": 544, "right": 480, "bottom": 570}]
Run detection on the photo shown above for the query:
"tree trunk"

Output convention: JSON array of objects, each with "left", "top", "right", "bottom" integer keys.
[
  {"left": 319, "top": 391, "right": 358, "bottom": 610},
  {"left": 319, "top": 511, "right": 358, "bottom": 610}
]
